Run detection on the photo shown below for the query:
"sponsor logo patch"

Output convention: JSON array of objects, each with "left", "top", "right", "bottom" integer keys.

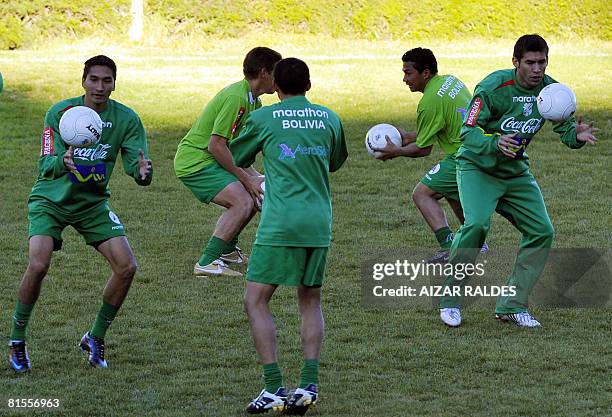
[
  {"left": 69, "top": 163, "right": 107, "bottom": 184},
  {"left": 428, "top": 164, "right": 441, "bottom": 175},
  {"left": 41, "top": 127, "right": 54, "bottom": 156},
  {"left": 523, "top": 102, "right": 533, "bottom": 117},
  {"left": 230, "top": 107, "right": 246, "bottom": 136},
  {"left": 465, "top": 98, "right": 482, "bottom": 126}
]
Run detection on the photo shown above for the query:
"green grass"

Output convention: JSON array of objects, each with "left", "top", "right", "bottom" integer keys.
[{"left": 0, "top": 39, "right": 611, "bottom": 416}]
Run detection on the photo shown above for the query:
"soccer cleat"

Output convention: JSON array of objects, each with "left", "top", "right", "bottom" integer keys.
[
  {"left": 480, "top": 242, "right": 490, "bottom": 254},
  {"left": 193, "top": 259, "right": 243, "bottom": 277},
  {"left": 495, "top": 311, "right": 541, "bottom": 327},
  {"left": 220, "top": 246, "right": 249, "bottom": 265},
  {"left": 246, "top": 387, "right": 287, "bottom": 414},
  {"left": 284, "top": 384, "right": 318, "bottom": 415},
  {"left": 440, "top": 308, "right": 462, "bottom": 327},
  {"left": 425, "top": 249, "right": 449, "bottom": 264},
  {"left": 9, "top": 340, "right": 31, "bottom": 373},
  {"left": 79, "top": 332, "right": 108, "bottom": 368}
]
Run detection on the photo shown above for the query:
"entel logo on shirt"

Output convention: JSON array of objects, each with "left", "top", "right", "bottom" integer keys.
[{"left": 465, "top": 98, "right": 482, "bottom": 126}]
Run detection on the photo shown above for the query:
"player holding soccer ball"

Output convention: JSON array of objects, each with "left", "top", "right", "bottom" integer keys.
[
  {"left": 372, "top": 48, "right": 487, "bottom": 262},
  {"left": 174, "top": 47, "right": 281, "bottom": 277},
  {"left": 438, "top": 34, "right": 599, "bottom": 328},
  {"left": 230, "top": 58, "right": 347, "bottom": 414},
  {"left": 8, "top": 55, "right": 153, "bottom": 372}
]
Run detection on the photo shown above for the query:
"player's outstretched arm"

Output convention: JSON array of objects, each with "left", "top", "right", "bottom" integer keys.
[{"left": 372, "top": 136, "right": 432, "bottom": 161}]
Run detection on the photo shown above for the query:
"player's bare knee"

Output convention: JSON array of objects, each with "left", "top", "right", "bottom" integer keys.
[
  {"left": 27, "top": 258, "right": 50, "bottom": 278},
  {"left": 116, "top": 260, "right": 137, "bottom": 281}
]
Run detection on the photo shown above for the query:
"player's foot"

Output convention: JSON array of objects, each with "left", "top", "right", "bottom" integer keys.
[
  {"left": 425, "top": 248, "right": 449, "bottom": 264},
  {"left": 246, "top": 387, "right": 287, "bottom": 414},
  {"left": 9, "top": 340, "right": 31, "bottom": 373},
  {"left": 193, "top": 259, "right": 243, "bottom": 277},
  {"left": 284, "top": 384, "right": 318, "bottom": 415},
  {"left": 220, "top": 246, "right": 249, "bottom": 265},
  {"left": 480, "top": 242, "right": 490, "bottom": 254},
  {"left": 495, "top": 311, "right": 541, "bottom": 327},
  {"left": 79, "top": 332, "right": 108, "bottom": 368},
  {"left": 440, "top": 308, "right": 462, "bottom": 327}
]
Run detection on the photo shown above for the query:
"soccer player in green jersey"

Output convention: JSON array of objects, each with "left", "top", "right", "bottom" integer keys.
[
  {"left": 8, "top": 55, "right": 153, "bottom": 372},
  {"left": 230, "top": 58, "right": 347, "bottom": 414},
  {"left": 373, "top": 48, "right": 487, "bottom": 262},
  {"left": 438, "top": 34, "right": 599, "bottom": 328},
  {"left": 174, "top": 47, "right": 281, "bottom": 278}
]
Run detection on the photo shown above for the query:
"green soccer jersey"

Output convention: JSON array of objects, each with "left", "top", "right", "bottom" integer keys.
[
  {"left": 415, "top": 74, "right": 472, "bottom": 155},
  {"left": 29, "top": 96, "right": 151, "bottom": 214},
  {"left": 230, "top": 96, "right": 348, "bottom": 247},
  {"left": 174, "top": 79, "right": 262, "bottom": 177},
  {"left": 459, "top": 69, "right": 582, "bottom": 178}
]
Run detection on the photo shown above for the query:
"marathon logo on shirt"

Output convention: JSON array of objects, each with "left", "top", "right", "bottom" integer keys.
[
  {"left": 41, "top": 127, "right": 54, "bottom": 156},
  {"left": 230, "top": 107, "right": 246, "bottom": 136},
  {"left": 69, "top": 163, "right": 107, "bottom": 184},
  {"left": 465, "top": 98, "right": 482, "bottom": 127},
  {"left": 273, "top": 107, "right": 329, "bottom": 130}
]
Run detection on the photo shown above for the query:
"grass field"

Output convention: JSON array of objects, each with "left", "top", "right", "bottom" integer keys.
[{"left": 0, "top": 39, "right": 611, "bottom": 416}]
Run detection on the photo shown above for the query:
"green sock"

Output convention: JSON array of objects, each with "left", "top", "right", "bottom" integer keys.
[
  {"left": 90, "top": 300, "right": 119, "bottom": 339},
  {"left": 299, "top": 359, "right": 320, "bottom": 388},
  {"left": 10, "top": 300, "right": 34, "bottom": 341},
  {"left": 263, "top": 362, "right": 283, "bottom": 393},
  {"left": 223, "top": 235, "right": 239, "bottom": 255},
  {"left": 198, "top": 236, "right": 228, "bottom": 266},
  {"left": 434, "top": 227, "right": 454, "bottom": 249}
]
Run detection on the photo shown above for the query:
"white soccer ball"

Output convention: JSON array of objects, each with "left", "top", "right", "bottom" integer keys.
[
  {"left": 365, "top": 123, "right": 402, "bottom": 158},
  {"left": 536, "top": 83, "right": 577, "bottom": 122},
  {"left": 59, "top": 106, "right": 103, "bottom": 147}
]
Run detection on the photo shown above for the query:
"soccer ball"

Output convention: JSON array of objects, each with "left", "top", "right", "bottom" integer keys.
[
  {"left": 536, "top": 83, "right": 576, "bottom": 122},
  {"left": 59, "top": 106, "right": 103, "bottom": 147},
  {"left": 365, "top": 123, "right": 402, "bottom": 158}
]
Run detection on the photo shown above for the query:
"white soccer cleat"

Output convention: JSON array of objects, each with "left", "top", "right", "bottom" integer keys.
[
  {"left": 495, "top": 311, "right": 541, "bottom": 327},
  {"left": 220, "top": 246, "right": 249, "bottom": 265},
  {"left": 193, "top": 259, "right": 243, "bottom": 277},
  {"left": 440, "top": 308, "right": 462, "bottom": 327},
  {"left": 246, "top": 387, "right": 287, "bottom": 414}
]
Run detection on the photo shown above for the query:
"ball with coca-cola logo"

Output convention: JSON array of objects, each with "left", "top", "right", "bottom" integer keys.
[
  {"left": 59, "top": 106, "right": 103, "bottom": 148},
  {"left": 536, "top": 83, "right": 576, "bottom": 123}
]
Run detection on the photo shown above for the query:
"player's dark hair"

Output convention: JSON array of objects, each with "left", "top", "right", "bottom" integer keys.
[
  {"left": 83, "top": 55, "right": 117, "bottom": 80},
  {"left": 513, "top": 34, "right": 549, "bottom": 61},
  {"left": 273, "top": 58, "right": 310, "bottom": 95},
  {"left": 243, "top": 47, "right": 282, "bottom": 80},
  {"left": 401, "top": 48, "right": 438, "bottom": 75}
]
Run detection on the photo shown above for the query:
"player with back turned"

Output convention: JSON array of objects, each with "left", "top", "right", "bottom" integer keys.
[{"left": 230, "top": 57, "right": 348, "bottom": 415}]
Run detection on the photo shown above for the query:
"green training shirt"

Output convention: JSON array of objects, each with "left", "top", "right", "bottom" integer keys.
[
  {"left": 174, "top": 79, "right": 261, "bottom": 177},
  {"left": 459, "top": 69, "right": 582, "bottom": 178},
  {"left": 29, "top": 96, "right": 152, "bottom": 214},
  {"left": 415, "top": 74, "right": 472, "bottom": 155},
  {"left": 230, "top": 95, "right": 348, "bottom": 247}
]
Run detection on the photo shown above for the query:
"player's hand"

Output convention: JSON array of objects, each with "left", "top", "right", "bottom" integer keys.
[
  {"left": 498, "top": 132, "right": 519, "bottom": 158},
  {"left": 138, "top": 149, "right": 153, "bottom": 180},
  {"left": 242, "top": 173, "right": 264, "bottom": 204},
  {"left": 63, "top": 146, "right": 77, "bottom": 172},
  {"left": 372, "top": 135, "right": 401, "bottom": 161},
  {"left": 575, "top": 116, "right": 599, "bottom": 145}
]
